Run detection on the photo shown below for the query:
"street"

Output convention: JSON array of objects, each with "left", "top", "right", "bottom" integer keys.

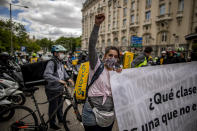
[{"left": 0, "top": 86, "right": 119, "bottom": 131}]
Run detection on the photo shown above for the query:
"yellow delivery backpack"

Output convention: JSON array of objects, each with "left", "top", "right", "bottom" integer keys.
[
  {"left": 72, "top": 59, "right": 78, "bottom": 66},
  {"left": 30, "top": 57, "right": 38, "bottom": 63},
  {"left": 123, "top": 52, "right": 134, "bottom": 69},
  {"left": 74, "top": 62, "right": 89, "bottom": 101},
  {"left": 74, "top": 61, "right": 104, "bottom": 102}
]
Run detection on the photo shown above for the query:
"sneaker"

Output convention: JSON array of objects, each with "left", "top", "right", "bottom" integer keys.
[{"left": 50, "top": 124, "right": 61, "bottom": 130}]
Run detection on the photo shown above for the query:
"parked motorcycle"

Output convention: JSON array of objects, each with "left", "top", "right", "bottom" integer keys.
[
  {"left": 0, "top": 79, "right": 26, "bottom": 105},
  {"left": 0, "top": 85, "right": 15, "bottom": 122}
]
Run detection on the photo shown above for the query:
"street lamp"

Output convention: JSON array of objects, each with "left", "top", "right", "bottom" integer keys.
[{"left": 10, "top": 3, "right": 28, "bottom": 55}]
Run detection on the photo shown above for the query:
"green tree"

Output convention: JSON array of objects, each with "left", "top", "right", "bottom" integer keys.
[
  {"left": 0, "top": 19, "right": 81, "bottom": 54},
  {"left": 55, "top": 36, "right": 81, "bottom": 52},
  {"left": 0, "top": 19, "right": 30, "bottom": 53},
  {"left": 26, "top": 41, "right": 41, "bottom": 52},
  {"left": 37, "top": 38, "right": 54, "bottom": 52}
]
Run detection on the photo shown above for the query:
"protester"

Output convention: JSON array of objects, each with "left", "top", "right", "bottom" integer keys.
[
  {"left": 30, "top": 53, "right": 38, "bottom": 63},
  {"left": 82, "top": 14, "right": 122, "bottom": 131},
  {"left": 178, "top": 52, "right": 186, "bottom": 63},
  {"left": 131, "top": 46, "right": 153, "bottom": 68},
  {"left": 165, "top": 51, "right": 177, "bottom": 64},
  {"left": 158, "top": 51, "right": 167, "bottom": 65},
  {"left": 43, "top": 45, "right": 74, "bottom": 130},
  {"left": 152, "top": 56, "right": 159, "bottom": 65}
]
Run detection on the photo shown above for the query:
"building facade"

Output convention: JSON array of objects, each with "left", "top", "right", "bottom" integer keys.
[{"left": 81, "top": 0, "right": 196, "bottom": 57}]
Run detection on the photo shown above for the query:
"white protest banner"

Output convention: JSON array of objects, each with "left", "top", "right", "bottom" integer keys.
[{"left": 110, "top": 62, "right": 197, "bottom": 131}]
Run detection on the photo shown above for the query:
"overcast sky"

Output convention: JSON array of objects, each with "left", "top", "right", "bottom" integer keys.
[{"left": 0, "top": 0, "right": 85, "bottom": 40}]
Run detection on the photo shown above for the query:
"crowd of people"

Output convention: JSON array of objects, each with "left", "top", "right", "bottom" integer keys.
[{"left": 130, "top": 47, "right": 189, "bottom": 68}]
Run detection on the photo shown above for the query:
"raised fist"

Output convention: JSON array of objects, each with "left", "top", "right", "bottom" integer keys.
[{"left": 95, "top": 14, "right": 105, "bottom": 26}]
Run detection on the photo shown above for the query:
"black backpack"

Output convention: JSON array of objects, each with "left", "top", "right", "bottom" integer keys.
[{"left": 21, "top": 59, "right": 57, "bottom": 88}]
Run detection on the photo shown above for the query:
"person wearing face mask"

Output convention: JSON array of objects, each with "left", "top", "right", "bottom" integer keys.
[
  {"left": 43, "top": 45, "right": 74, "bottom": 130},
  {"left": 131, "top": 46, "right": 153, "bottom": 68},
  {"left": 82, "top": 14, "right": 122, "bottom": 131}
]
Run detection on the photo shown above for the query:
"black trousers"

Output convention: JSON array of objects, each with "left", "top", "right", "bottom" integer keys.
[
  {"left": 45, "top": 90, "right": 63, "bottom": 126},
  {"left": 84, "top": 123, "right": 114, "bottom": 131}
]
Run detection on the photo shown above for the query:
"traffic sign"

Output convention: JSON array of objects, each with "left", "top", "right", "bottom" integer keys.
[
  {"left": 131, "top": 36, "right": 143, "bottom": 47},
  {"left": 21, "top": 46, "right": 26, "bottom": 52}
]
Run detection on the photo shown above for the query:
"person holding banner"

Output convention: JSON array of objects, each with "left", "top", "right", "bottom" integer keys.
[
  {"left": 82, "top": 14, "right": 122, "bottom": 131},
  {"left": 131, "top": 46, "right": 153, "bottom": 68}
]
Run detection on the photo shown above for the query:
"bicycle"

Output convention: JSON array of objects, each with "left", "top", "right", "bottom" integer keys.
[{"left": 1, "top": 86, "right": 84, "bottom": 131}]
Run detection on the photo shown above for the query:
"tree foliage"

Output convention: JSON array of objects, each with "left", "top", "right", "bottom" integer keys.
[
  {"left": 55, "top": 36, "right": 81, "bottom": 52},
  {"left": 0, "top": 19, "right": 81, "bottom": 54}
]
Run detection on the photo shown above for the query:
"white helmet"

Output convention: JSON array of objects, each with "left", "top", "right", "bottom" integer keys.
[{"left": 161, "top": 51, "right": 166, "bottom": 54}]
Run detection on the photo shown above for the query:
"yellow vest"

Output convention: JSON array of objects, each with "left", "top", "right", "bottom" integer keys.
[
  {"left": 30, "top": 57, "right": 38, "bottom": 63},
  {"left": 135, "top": 57, "right": 148, "bottom": 68},
  {"left": 160, "top": 58, "right": 164, "bottom": 65}
]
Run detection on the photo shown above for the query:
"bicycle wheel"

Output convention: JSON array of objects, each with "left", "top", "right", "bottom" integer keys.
[
  {"left": 63, "top": 104, "right": 84, "bottom": 131},
  {"left": 1, "top": 105, "right": 39, "bottom": 131},
  {"left": 0, "top": 104, "right": 15, "bottom": 122}
]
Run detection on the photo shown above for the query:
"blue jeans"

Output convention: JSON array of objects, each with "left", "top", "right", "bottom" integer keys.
[{"left": 45, "top": 90, "right": 63, "bottom": 126}]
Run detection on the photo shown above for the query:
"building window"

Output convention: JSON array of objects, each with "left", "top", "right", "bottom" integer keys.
[
  {"left": 122, "top": 36, "right": 127, "bottom": 45},
  {"left": 178, "top": 0, "right": 184, "bottom": 11},
  {"left": 123, "top": 8, "right": 127, "bottom": 17},
  {"left": 114, "top": 38, "right": 118, "bottom": 45},
  {"left": 108, "top": 24, "right": 111, "bottom": 30},
  {"left": 136, "top": 14, "right": 139, "bottom": 23},
  {"left": 109, "top": 6, "right": 112, "bottom": 12},
  {"left": 108, "top": 15, "right": 111, "bottom": 22},
  {"left": 107, "top": 39, "right": 111, "bottom": 46},
  {"left": 131, "top": 2, "right": 135, "bottom": 10},
  {"left": 113, "top": 21, "right": 116, "bottom": 28},
  {"left": 161, "top": 32, "right": 167, "bottom": 42},
  {"left": 161, "top": 47, "right": 166, "bottom": 51},
  {"left": 102, "top": 40, "right": 105, "bottom": 47},
  {"left": 146, "top": 0, "right": 152, "bottom": 8},
  {"left": 123, "top": 19, "right": 127, "bottom": 26},
  {"left": 131, "top": 15, "right": 135, "bottom": 23},
  {"left": 160, "top": 4, "right": 165, "bottom": 15},
  {"left": 144, "top": 34, "right": 150, "bottom": 44},
  {"left": 124, "top": 0, "right": 128, "bottom": 5},
  {"left": 168, "top": 2, "right": 171, "bottom": 14},
  {"left": 113, "top": 11, "right": 116, "bottom": 18},
  {"left": 145, "top": 11, "right": 151, "bottom": 21}
]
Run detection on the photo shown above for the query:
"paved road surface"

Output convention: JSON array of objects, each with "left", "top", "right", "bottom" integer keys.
[{"left": 0, "top": 86, "right": 119, "bottom": 131}]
